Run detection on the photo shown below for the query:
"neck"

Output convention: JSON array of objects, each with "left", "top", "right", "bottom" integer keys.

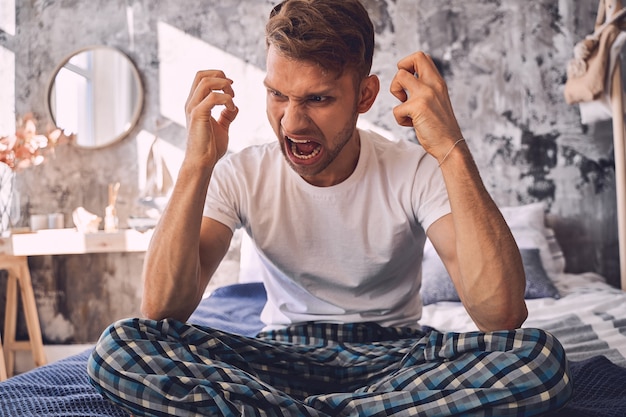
[{"left": 303, "top": 130, "right": 361, "bottom": 187}]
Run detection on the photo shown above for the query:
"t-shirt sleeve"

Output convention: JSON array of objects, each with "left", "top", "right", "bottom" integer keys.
[
  {"left": 413, "top": 153, "right": 451, "bottom": 232},
  {"left": 203, "top": 157, "right": 243, "bottom": 233}
]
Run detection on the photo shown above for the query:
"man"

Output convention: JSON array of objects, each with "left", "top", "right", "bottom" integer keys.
[{"left": 88, "top": 0, "right": 572, "bottom": 415}]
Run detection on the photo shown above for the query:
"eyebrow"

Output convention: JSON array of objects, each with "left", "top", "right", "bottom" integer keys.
[{"left": 263, "top": 80, "right": 334, "bottom": 100}]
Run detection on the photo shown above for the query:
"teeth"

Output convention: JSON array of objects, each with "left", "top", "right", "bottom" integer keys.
[
  {"left": 287, "top": 136, "right": 310, "bottom": 144},
  {"left": 290, "top": 141, "right": 321, "bottom": 160}
]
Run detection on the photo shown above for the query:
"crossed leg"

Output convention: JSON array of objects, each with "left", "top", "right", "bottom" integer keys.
[{"left": 88, "top": 319, "right": 572, "bottom": 417}]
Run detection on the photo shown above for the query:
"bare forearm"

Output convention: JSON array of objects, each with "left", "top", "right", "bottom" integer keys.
[
  {"left": 439, "top": 143, "right": 527, "bottom": 330},
  {"left": 140, "top": 161, "right": 212, "bottom": 321},
  {"left": 389, "top": 52, "right": 526, "bottom": 330},
  {"left": 141, "top": 69, "right": 239, "bottom": 320}
]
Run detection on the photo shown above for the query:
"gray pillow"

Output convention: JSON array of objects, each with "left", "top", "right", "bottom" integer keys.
[{"left": 420, "top": 248, "right": 560, "bottom": 305}]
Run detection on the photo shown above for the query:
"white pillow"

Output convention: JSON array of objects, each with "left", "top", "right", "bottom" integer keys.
[
  {"left": 499, "top": 202, "right": 565, "bottom": 275},
  {"left": 500, "top": 202, "right": 547, "bottom": 233}
]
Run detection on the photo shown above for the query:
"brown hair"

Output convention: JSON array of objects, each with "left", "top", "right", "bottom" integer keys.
[{"left": 265, "top": 0, "right": 374, "bottom": 79}]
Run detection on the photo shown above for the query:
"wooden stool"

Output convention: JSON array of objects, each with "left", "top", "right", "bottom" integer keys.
[
  {"left": 0, "top": 333, "right": 7, "bottom": 381},
  {"left": 1, "top": 255, "right": 47, "bottom": 378}
]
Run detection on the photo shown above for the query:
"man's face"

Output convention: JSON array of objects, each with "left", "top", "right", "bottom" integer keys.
[{"left": 264, "top": 45, "right": 362, "bottom": 187}]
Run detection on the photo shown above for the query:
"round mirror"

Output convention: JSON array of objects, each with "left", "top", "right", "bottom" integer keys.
[{"left": 48, "top": 46, "right": 143, "bottom": 149}]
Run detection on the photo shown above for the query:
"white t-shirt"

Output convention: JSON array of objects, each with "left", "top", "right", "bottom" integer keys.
[{"left": 204, "top": 129, "right": 450, "bottom": 330}]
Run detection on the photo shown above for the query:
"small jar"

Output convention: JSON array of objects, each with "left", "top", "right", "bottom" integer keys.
[{"left": 104, "top": 205, "right": 118, "bottom": 233}]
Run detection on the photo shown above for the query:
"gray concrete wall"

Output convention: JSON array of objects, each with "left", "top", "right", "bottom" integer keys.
[{"left": 0, "top": 0, "right": 620, "bottom": 343}]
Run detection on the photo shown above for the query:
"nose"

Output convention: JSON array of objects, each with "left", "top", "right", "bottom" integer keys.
[{"left": 281, "top": 101, "right": 309, "bottom": 134}]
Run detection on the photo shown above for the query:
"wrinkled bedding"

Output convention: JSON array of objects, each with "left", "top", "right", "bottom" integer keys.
[
  {"left": 421, "top": 272, "right": 626, "bottom": 367},
  {"left": 1, "top": 280, "right": 625, "bottom": 417}
]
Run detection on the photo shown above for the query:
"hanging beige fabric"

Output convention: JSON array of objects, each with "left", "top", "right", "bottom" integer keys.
[{"left": 564, "top": 4, "right": 626, "bottom": 104}]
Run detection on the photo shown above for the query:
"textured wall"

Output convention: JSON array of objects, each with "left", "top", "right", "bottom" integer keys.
[{"left": 0, "top": 0, "right": 620, "bottom": 343}]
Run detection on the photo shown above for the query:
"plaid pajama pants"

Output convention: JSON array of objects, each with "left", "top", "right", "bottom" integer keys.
[{"left": 87, "top": 319, "right": 572, "bottom": 416}]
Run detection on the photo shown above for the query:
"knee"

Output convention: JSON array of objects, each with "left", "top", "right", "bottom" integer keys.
[
  {"left": 521, "top": 328, "right": 567, "bottom": 363},
  {"left": 517, "top": 328, "right": 569, "bottom": 375},
  {"left": 521, "top": 328, "right": 573, "bottom": 405},
  {"left": 86, "top": 318, "right": 147, "bottom": 390}
]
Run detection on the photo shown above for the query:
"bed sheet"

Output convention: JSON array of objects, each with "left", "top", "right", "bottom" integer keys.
[
  {"left": 420, "top": 272, "right": 626, "bottom": 367},
  {"left": 1, "top": 280, "right": 626, "bottom": 417},
  {"left": 0, "top": 283, "right": 266, "bottom": 417}
]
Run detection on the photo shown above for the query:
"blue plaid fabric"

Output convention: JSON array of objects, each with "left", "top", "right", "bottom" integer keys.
[{"left": 87, "top": 320, "right": 572, "bottom": 416}]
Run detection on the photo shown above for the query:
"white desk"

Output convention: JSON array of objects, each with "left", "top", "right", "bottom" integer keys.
[
  {"left": 0, "top": 228, "right": 152, "bottom": 380},
  {"left": 0, "top": 228, "right": 153, "bottom": 256}
]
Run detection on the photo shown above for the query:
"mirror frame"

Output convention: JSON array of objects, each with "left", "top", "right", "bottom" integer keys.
[{"left": 47, "top": 45, "right": 144, "bottom": 149}]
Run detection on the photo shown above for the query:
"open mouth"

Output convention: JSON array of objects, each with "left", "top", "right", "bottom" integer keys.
[{"left": 287, "top": 136, "right": 322, "bottom": 160}]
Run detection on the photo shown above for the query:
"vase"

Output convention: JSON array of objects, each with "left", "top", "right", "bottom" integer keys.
[{"left": 0, "top": 162, "right": 15, "bottom": 235}]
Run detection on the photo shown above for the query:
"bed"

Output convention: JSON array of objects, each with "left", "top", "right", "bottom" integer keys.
[{"left": 1, "top": 203, "right": 626, "bottom": 416}]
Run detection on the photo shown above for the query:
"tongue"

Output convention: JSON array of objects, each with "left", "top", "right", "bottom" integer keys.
[{"left": 295, "top": 141, "right": 319, "bottom": 155}]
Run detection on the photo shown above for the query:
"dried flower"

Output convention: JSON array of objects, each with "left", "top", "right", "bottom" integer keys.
[{"left": 0, "top": 113, "right": 74, "bottom": 171}]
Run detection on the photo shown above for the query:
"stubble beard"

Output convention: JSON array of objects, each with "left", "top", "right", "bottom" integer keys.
[{"left": 278, "top": 113, "right": 359, "bottom": 181}]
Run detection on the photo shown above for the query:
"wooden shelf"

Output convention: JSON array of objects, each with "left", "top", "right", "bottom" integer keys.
[{"left": 0, "top": 228, "right": 153, "bottom": 256}]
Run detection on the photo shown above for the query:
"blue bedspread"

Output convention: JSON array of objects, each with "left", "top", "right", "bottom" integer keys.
[{"left": 1, "top": 282, "right": 624, "bottom": 417}]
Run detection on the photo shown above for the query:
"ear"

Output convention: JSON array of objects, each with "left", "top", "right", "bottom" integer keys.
[{"left": 357, "top": 74, "right": 380, "bottom": 113}]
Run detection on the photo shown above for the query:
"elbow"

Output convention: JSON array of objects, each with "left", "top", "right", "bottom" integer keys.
[
  {"left": 140, "top": 269, "right": 162, "bottom": 320},
  {"left": 497, "top": 306, "right": 528, "bottom": 331},
  {"left": 140, "top": 299, "right": 193, "bottom": 322},
  {"left": 140, "top": 289, "right": 198, "bottom": 322},
  {"left": 140, "top": 298, "right": 165, "bottom": 321},
  {"left": 140, "top": 291, "right": 180, "bottom": 321},
  {"left": 140, "top": 275, "right": 165, "bottom": 320},
  {"left": 476, "top": 301, "right": 528, "bottom": 332},
  {"left": 509, "top": 302, "right": 529, "bottom": 329},
  {"left": 140, "top": 270, "right": 196, "bottom": 321}
]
